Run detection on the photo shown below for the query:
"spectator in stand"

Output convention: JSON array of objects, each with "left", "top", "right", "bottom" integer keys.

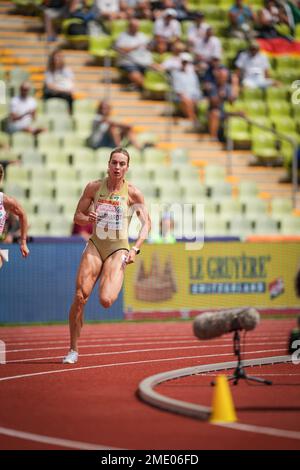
[
  {"left": 86, "top": 100, "right": 141, "bottom": 150},
  {"left": 7, "top": 82, "right": 44, "bottom": 135},
  {"left": 122, "top": 0, "right": 152, "bottom": 19},
  {"left": 154, "top": 8, "right": 182, "bottom": 48},
  {"left": 228, "top": 0, "right": 256, "bottom": 39},
  {"left": 256, "top": 0, "right": 289, "bottom": 38},
  {"left": 43, "top": 49, "right": 75, "bottom": 114},
  {"left": 235, "top": 40, "right": 274, "bottom": 89},
  {"left": 65, "top": 0, "right": 97, "bottom": 36},
  {"left": 43, "top": 0, "right": 69, "bottom": 42},
  {"left": 72, "top": 220, "right": 93, "bottom": 240},
  {"left": 149, "top": 34, "right": 168, "bottom": 57},
  {"left": 192, "top": 27, "right": 222, "bottom": 74},
  {"left": 93, "top": 0, "right": 127, "bottom": 20},
  {"left": 171, "top": 52, "right": 202, "bottom": 128},
  {"left": 159, "top": 40, "right": 187, "bottom": 72},
  {"left": 115, "top": 19, "right": 153, "bottom": 89},
  {"left": 187, "top": 11, "right": 210, "bottom": 47},
  {"left": 206, "top": 67, "right": 239, "bottom": 141}
]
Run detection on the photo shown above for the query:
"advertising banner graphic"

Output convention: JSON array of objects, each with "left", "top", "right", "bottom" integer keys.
[{"left": 124, "top": 242, "right": 300, "bottom": 315}]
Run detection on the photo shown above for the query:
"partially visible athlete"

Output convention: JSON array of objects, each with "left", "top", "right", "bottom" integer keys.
[{"left": 0, "top": 163, "right": 29, "bottom": 268}]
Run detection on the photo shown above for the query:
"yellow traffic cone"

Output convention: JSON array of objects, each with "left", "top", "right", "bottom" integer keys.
[{"left": 209, "top": 375, "right": 237, "bottom": 424}]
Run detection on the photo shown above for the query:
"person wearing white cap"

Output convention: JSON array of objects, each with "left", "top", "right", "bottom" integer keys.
[
  {"left": 171, "top": 52, "right": 202, "bottom": 127},
  {"left": 154, "top": 7, "right": 181, "bottom": 45}
]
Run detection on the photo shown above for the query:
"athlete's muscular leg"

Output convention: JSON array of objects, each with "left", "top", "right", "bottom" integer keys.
[
  {"left": 69, "top": 242, "right": 102, "bottom": 351},
  {"left": 99, "top": 250, "right": 128, "bottom": 308}
]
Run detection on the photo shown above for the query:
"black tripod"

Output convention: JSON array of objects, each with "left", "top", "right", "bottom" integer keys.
[
  {"left": 211, "top": 328, "right": 272, "bottom": 386},
  {"left": 227, "top": 329, "right": 272, "bottom": 385}
]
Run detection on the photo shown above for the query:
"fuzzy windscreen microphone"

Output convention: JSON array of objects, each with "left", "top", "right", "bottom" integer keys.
[{"left": 193, "top": 308, "right": 260, "bottom": 340}]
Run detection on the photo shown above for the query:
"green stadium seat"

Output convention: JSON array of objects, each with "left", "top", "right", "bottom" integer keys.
[
  {"left": 37, "top": 133, "right": 62, "bottom": 151},
  {"left": 170, "top": 148, "right": 189, "bottom": 165},
  {"left": 204, "top": 216, "right": 228, "bottom": 237},
  {"left": 268, "top": 100, "right": 291, "bottom": 117},
  {"left": 228, "top": 216, "right": 253, "bottom": 238},
  {"left": 244, "top": 198, "right": 268, "bottom": 217},
  {"left": 272, "top": 116, "right": 296, "bottom": 133},
  {"left": 21, "top": 200, "right": 36, "bottom": 215},
  {"left": 45, "top": 98, "right": 70, "bottom": 115},
  {"left": 280, "top": 215, "right": 300, "bottom": 234},
  {"left": 29, "top": 167, "right": 53, "bottom": 181},
  {"left": 138, "top": 20, "right": 153, "bottom": 37},
  {"left": 204, "top": 164, "right": 226, "bottom": 186},
  {"left": 238, "top": 181, "right": 258, "bottom": 199},
  {"left": 110, "top": 19, "right": 128, "bottom": 39},
  {"left": 143, "top": 147, "right": 168, "bottom": 164},
  {"left": 174, "top": 165, "right": 200, "bottom": 181},
  {"left": 136, "top": 182, "right": 157, "bottom": 199},
  {"left": 20, "top": 149, "right": 44, "bottom": 166},
  {"left": 143, "top": 70, "right": 171, "bottom": 96},
  {"left": 265, "top": 86, "right": 289, "bottom": 101},
  {"left": 151, "top": 166, "right": 176, "bottom": 182},
  {"left": 51, "top": 115, "right": 75, "bottom": 133},
  {"left": 89, "top": 36, "right": 117, "bottom": 61},
  {"left": 29, "top": 182, "right": 54, "bottom": 201},
  {"left": 11, "top": 132, "right": 35, "bottom": 150},
  {"left": 54, "top": 181, "right": 81, "bottom": 200},
  {"left": 28, "top": 217, "right": 49, "bottom": 236},
  {"left": 72, "top": 149, "right": 95, "bottom": 166},
  {"left": 5, "top": 165, "right": 30, "bottom": 182},
  {"left": 53, "top": 166, "right": 78, "bottom": 181},
  {"left": 182, "top": 181, "right": 206, "bottom": 201},
  {"left": 271, "top": 198, "right": 293, "bottom": 221},
  {"left": 48, "top": 216, "right": 73, "bottom": 236},
  {"left": 210, "top": 181, "right": 232, "bottom": 199},
  {"left": 219, "top": 199, "right": 243, "bottom": 218},
  {"left": 242, "top": 88, "right": 264, "bottom": 100},
  {"left": 74, "top": 99, "right": 97, "bottom": 115},
  {"left": 44, "top": 152, "right": 71, "bottom": 168},
  {"left": 36, "top": 200, "right": 62, "bottom": 216},
  {"left": 158, "top": 182, "right": 183, "bottom": 202},
  {"left": 3, "top": 182, "right": 27, "bottom": 199},
  {"left": 254, "top": 216, "right": 279, "bottom": 234}
]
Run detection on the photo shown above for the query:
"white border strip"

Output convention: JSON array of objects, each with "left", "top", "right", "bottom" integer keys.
[
  {"left": 0, "top": 426, "right": 121, "bottom": 450},
  {"left": 138, "top": 355, "right": 300, "bottom": 440}
]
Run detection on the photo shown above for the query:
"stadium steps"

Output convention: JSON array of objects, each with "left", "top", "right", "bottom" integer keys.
[{"left": 0, "top": 0, "right": 298, "bottom": 210}]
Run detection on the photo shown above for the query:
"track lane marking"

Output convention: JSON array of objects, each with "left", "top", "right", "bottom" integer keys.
[
  {"left": 0, "top": 426, "right": 121, "bottom": 450},
  {"left": 0, "top": 348, "right": 285, "bottom": 382}
]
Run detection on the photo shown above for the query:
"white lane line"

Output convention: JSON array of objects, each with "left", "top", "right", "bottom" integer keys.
[
  {"left": 7, "top": 339, "right": 200, "bottom": 353},
  {"left": 0, "top": 426, "right": 121, "bottom": 450},
  {"left": 0, "top": 348, "right": 285, "bottom": 382},
  {"left": 0, "top": 330, "right": 289, "bottom": 341},
  {"left": 6, "top": 340, "right": 286, "bottom": 355},
  {"left": 0, "top": 332, "right": 194, "bottom": 340},
  {"left": 3, "top": 334, "right": 286, "bottom": 349},
  {"left": 218, "top": 422, "right": 300, "bottom": 441}
]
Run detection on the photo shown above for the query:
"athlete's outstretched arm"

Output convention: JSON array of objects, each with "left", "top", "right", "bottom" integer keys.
[
  {"left": 127, "top": 185, "right": 151, "bottom": 264},
  {"left": 3, "top": 195, "right": 29, "bottom": 257},
  {"left": 74, "top": 181, "right": 99, "bottom": 226}
]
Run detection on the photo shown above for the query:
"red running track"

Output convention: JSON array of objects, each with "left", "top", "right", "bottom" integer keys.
[{"left": 0, "top": 319, "right": 299, "bottom": 450}]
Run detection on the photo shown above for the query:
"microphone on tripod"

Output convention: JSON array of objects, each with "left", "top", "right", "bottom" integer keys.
[
  {"left": 193, "top": 307, "right": 260, "bottom": 340},
  {"left": 193, "top": 308, "right": 272, "bottom": 386}
]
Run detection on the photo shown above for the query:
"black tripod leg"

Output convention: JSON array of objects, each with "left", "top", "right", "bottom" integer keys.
[{"left": 244, "top": 374, "right": 272, "bottom": 385}]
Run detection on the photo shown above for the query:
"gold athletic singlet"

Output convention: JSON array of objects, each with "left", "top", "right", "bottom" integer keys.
[{"left": 89, "top": 178, "right": 130, "bottom": 261}]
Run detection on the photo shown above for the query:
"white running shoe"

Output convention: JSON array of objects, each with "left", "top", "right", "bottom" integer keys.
[{"left": 62, "top": 350, "right": 78, "bottom": 364}]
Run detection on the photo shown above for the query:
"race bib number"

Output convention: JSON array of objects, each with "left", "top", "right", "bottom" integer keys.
[{"left": 95, "top": 196, "right": 126, "bottom": 239}]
